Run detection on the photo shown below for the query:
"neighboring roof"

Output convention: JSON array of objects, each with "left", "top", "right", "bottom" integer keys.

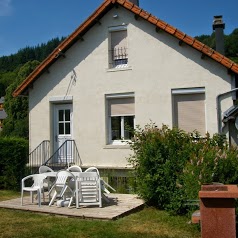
[
  {"left": 0, "top": 97, "right": 4, "bottom": 103},
  {"left": 0, "top": 110, "right": 7, "bottom": 120},
  {"left": 13, "top": 0, "right": 238, "bottom": 97}
]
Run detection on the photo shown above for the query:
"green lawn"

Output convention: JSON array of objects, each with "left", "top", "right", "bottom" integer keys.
[{"left": 0, "top": 190, "right": 200, "bottom": 238}]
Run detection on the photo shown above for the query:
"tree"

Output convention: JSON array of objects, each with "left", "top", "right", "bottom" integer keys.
[
  {"left": 0, "top": 71, "right": 18, "bottom": 97},
  {"left": 0, "top": 60, "right": 40, "bottom": 138}
]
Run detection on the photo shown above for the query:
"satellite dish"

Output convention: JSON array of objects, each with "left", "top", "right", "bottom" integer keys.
[{"left": 235, "top": 116, "right": 238, "bottom": 130}]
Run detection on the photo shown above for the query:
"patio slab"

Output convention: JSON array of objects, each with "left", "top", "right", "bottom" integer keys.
[{"left": 0, "top": 193, "right": 145, "bottom": 220}]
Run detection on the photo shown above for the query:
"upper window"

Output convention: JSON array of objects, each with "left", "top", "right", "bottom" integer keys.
[
  {"left": 109, "top": 26, "right": 128, "bottom": 69},
  {"left": 107, "top": 94, "right": 135, "bottom": 144},
  {"left": 172, "top": 88, "right": 206, "bottom": 135}
]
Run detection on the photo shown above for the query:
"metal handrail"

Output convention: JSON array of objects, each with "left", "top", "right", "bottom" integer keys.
[
  {"left": 43, "top": 140, "right": 81, "bottom": 171},
  {"left": 28, "top": 140, "right": 50, "bottom": 171}
]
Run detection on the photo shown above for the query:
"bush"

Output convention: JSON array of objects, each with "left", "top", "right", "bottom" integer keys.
[
  {"left": 128, "top": 123, "right": 192, "bottom": 214},
  {"left": 0, "top": 137, "right": 28, "bottom": 190},
  {"left": 128, "top": 122, "right": 238, "bottom": 215}
]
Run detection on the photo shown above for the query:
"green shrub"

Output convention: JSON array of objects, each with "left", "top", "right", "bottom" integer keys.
[
  {"left": 128, "top": 122, "right": 238, "bottom": 215},
  {"left": 128, "top": 123, "right": 192, "bottom": 213},
  {"left": 0, "top": 137, "right": 28, "bottom": 190}
]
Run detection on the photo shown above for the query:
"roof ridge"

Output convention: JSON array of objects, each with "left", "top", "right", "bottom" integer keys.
[
  {"left": 118, "top": 0, "right": 238, "bottom": 72},
  {"left": 13, "top": 0, "right": 238, "bottom": 97}
]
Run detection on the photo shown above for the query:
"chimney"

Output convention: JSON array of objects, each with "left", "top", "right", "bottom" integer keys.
[
  {"left": 212, "top": 15, "right": 225, "bottom": 55},
  {"left": 129, "top": 0, "right": 139, "bottom": 6}
]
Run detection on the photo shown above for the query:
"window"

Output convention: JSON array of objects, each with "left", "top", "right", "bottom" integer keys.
[
  {"left": 109, "top": 26, "right": 128, "bottom": 68},
  {"left": 172, "top": 88, "right": 206, "bottom": 135},
  {"left": 58, "top": 109, "right": 71, "bottom": 135},
  {"left": 107, "top": 94, "right": 135, "bottom": 144}
]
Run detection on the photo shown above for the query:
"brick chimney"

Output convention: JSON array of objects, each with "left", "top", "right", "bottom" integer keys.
[
  {"left": 104, "top": 0, "right": 139, "bottom": 6},
  {"left": 129, "top": 0, "right": 139, "bottom": 5},
  {"left": 213, "top": 15, "right": 225, "bottom": 55}
]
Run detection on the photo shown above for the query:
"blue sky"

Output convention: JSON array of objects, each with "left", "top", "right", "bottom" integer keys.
[{"left": 0, "top": 0, "right": 237, "bottom": 57}]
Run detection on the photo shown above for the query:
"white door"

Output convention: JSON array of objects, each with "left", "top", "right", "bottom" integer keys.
[{"left": 54, "top": 104, "right": 73, "bottom": 164}]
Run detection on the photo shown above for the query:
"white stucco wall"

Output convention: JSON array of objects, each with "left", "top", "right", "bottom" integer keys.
[{"left": 29, "top": 6, "right": 233, "bottom": 169}]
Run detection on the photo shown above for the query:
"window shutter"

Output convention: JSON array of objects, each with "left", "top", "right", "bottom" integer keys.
[
  {"left": 111, "top": 31, "right": 127, "bottom": 60},
  {"left": 173, "top": 93, "right": 205, "bottom": 135},
  {"left": 109, "top": 98, "right": 134, "bottom": 116}
]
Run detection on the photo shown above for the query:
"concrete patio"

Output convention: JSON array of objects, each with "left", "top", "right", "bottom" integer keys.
[{"left": 0, "top": 193, "right": 145, "bottom": 220}]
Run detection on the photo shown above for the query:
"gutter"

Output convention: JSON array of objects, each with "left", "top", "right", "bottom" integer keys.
[{"left": 217, "top": 88, "right": 238, "bottom": 134}]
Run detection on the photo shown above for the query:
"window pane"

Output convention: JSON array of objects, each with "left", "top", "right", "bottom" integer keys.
[
  {"left": 124, "top": 116, "right": 134, "bottom": 139},
  {"left": 58, "top": 123, "right": 64, "bottom": 135},
  {"left": 59, "top": 110, "right": 64, "bottom": 122},
  {"left": 111, "top": 117, "right": 121, "bottom": 140},
  {"left": 65, "top": 122, "right": 70, "bottom": 134},
  {"left": 65, "top": 109, "right": 70, "bottom": 121}
]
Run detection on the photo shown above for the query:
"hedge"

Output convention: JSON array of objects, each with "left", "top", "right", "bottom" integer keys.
[{"left": 0, "top": 137, "right": 28, "bottom": 190}]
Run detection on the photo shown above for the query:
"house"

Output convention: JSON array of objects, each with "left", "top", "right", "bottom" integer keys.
[
  {"left": 0, "top": 97, "right": 7, "bottom": 130},
  {"left": 13, "top": 0, "right": 238, "bottom": 173}
]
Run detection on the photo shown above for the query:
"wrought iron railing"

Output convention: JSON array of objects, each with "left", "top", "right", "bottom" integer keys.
[
  {"left": 28, "top": 140, "right": 50, "bottom": 172},
  {"left": 110, "top": 47, "right": 128, "bottom": 68},
  {"left": 43, "top": 140, "right": 81, "bottom": 171}
]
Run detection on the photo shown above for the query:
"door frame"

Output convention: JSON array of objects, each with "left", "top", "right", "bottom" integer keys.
[{"left": 53, "top": 103, "right": 73, "bottom": 156}]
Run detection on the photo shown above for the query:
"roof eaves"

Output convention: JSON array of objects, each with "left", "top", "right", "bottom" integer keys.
[
  {"left": 13, "top": 0, "right": 114, "bottom": 97},
  {"left": 13, "top": 0, "right": 238, "bottom": 97},
  {"left": 118, "top": 0, "right": 238, "bottom": 75}
]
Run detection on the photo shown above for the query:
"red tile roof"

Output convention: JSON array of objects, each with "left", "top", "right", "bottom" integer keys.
[{"left": 13, "top": 0, "right": 238, "bottom": 97}]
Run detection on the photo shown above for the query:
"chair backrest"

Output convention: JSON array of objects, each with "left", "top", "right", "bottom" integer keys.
[
  {"left": 32, "top": 174, "right": 47, "bottom": 188},
  {"left": 67, "top": 165, "right": 82, "bottom": 173},
  {"left": 55, "top": 170, "right": 75, "bottom": 186},
  {"left": 84, "top": 167, "right": 99, "bottom": 176},
  {"left": 22, "top": 174, "right": 47, "bottom": 188},
  {"left": 78, "top": 171, "right": 99, "bottom": 182},
  {"left": 77, "top": 171, "right": 102, "bottom": 207},
  {"left": 39, "top": 165, "right": 54, "bottom": 174}
]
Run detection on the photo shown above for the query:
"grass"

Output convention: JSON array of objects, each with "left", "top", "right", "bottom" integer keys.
[{"left": 0, "top": 190, "right": 200, "bottom": 238}]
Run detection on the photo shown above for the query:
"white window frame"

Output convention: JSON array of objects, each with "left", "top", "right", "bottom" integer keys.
[{"left": 106, "top": 93, "right": 135, "bottom": 145}]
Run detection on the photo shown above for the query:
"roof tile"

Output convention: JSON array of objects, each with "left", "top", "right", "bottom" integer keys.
[
  {"left": 139, "top": 10, "right": 150, "bottom": 20},
  {"left": 117, "top": 0, "right": 126, "bottom": 4},
  {"left": 221, "top": 57, "right": 233, "bottom": 68},
  {"left": 164, "top": 24, "right": 176, "bottom": 35},
  {"left": 174, "top": 29, "right": 185, "bottom": 40},
  {"left": 193, "top": 40, "right": 204, "bottom": 51},
  {"left": 156, "top": 19, "right": 167, "bottom": 30},
  {"left": 211, "top": 52, "right": 223, "bottom": 62},
  {"left": 123, "top": 1, "right": 133, "bottom": 10},
  {"left": 148, "top": 15, "right": 158, "bottom": 25},
  {"left": 202, "top": 45, "right": 214, "bottom": 56},
  {"left": 183, "top": 35, "right": 194, "bottom": 45},
  {"left": 131, "top": 4, "right": 141, "bottom": 15},
  {"left": 231, "top": 64, "right": 238, "bottom": 73}
]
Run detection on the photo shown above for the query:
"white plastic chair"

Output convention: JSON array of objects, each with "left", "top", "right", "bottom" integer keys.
[
  {"left": 85, "top": 167, "right": 115, "bottom": 202},
  {"left": 39, "top": 165, "right": 54, "bottom": 173},
  {"left": 67, "top": 165, "right": 82, "bottom": 173},
  {"left": 39, "top": 165, "right": 55, "bottom": 194},
  {"left": 74, "top": 171, "right": 102, "bottom": 208},
  {"left": 49, "top": 170, "right": 76, "bottom": 207},
  {"left": 21, "top": 174, "right": 47, "bottom": 207},
  {"left": 84, "top": 167, "right": 99, "bottom": 175}
]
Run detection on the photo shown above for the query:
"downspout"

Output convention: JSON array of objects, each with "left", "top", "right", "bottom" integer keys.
[{"left": 216, "top": 88, "right": 238, "bottom": 134}]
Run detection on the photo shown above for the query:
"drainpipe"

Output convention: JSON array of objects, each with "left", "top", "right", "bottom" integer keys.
[{"left": 217, "top": 88, "right": 238, "bottom": 134}]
